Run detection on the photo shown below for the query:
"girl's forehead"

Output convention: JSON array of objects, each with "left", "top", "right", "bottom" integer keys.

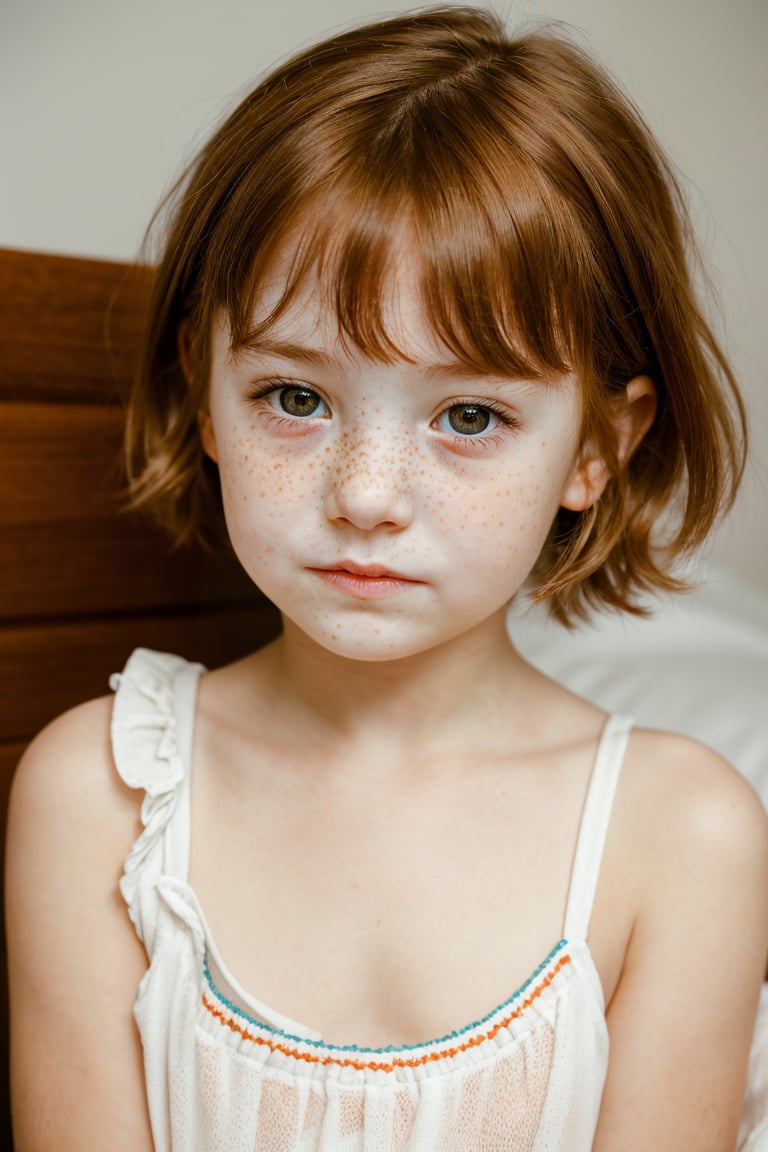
[
  {"left": 241, "top": 249, "right": 458, "bottom": 368},
  {"left": 225, "top": 218, "right": 576, "bottom": 384}
]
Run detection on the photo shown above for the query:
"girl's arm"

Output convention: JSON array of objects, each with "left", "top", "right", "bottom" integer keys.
[
  {"left": 593, "top": 732, "right": 768, "bottom": 1151},
  {"left": 5, "top": 698, "right": 154, "bottom": 1151}
]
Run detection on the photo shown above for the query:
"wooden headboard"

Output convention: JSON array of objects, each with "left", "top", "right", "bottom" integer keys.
[{"left": 0, "top": 247, "right": 281, "bottom": 1145}]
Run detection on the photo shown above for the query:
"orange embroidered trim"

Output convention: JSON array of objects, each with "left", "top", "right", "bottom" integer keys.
[{"left": 201, "top": 953, "right": 571, "bottom": 1072}]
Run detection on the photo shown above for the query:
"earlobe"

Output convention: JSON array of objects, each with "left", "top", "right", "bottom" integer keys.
[
  {"left": 198, "top": 409, "right": 219, "bottom": 463},
  {"left": 560, "top": 375, "right": 657, "bottom": 512},
  {"left": 559, "top": 453, "right": 611, "bottom": 513}
]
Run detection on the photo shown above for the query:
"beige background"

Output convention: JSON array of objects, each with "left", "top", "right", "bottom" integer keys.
[{"left": 1, "top": 0, "right": 765, "bottom": 594}]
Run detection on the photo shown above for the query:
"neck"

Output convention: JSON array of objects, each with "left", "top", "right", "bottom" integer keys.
[{"left": 249, "top": 607, "right": 545, "bottom": 767}]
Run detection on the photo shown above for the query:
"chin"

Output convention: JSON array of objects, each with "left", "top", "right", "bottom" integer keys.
[{"left": 300, "top": 621, "right": 442, "bottom": 664}]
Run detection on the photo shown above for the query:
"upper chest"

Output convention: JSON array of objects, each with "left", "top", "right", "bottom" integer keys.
[{"left": 186, "top": 737, "right": 634, "bottom": 1048}]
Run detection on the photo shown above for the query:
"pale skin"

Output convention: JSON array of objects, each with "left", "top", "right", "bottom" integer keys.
[{"left": 6, "top": 267, "right": 768, "bottom": 1151}]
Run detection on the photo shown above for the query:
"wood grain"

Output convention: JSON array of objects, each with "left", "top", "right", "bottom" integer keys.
[
  {"left": 0, "top": 247, "right": 151, "bottom": 404},
  {"left": 0, "top": 950, "right": 8, "bottom": 1145},
  {"left": 0, "top": 401, "right": 125, "bottom": 526},
  {"left": 0, "top": 518, "right": 260, "bottom": 620},
  {"left": 0, "top": 742, "right": 28, "bottom": 951},
  {"left": 0, "top": 608, "right": 282, "bottom": 743}
]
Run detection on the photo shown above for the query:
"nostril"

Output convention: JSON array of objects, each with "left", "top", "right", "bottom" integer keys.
[{"left": 325, "top": 467, "right": 413, "bottom": 532}]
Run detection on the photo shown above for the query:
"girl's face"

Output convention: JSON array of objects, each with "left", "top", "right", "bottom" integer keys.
[{"left": 199, "top": 268, "right": 598, "bottom": 663}]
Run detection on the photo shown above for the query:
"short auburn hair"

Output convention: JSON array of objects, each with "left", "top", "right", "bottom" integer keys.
[{"left": 126, "top": 4, "right": 746, "bottom": 623}]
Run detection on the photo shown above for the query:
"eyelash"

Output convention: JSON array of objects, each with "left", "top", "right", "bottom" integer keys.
[
  {"left": 437, "top": 398, "right": 520, "bottom": 447},
  {"left": 245, "top": 380, "right": 521, "bottom": 444},
  {"left": 245, "top": 380, "right": 329, "bottom": 428}
]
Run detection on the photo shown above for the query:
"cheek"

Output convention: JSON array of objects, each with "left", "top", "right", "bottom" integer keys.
[
  {"left": 425, "top": 454, "right": 566, "bottom": 560},
  {"left": 214, "top": 424, "right": 335, "bottom": 561}
]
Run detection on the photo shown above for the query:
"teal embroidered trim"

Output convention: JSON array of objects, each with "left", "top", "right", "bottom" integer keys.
[{"left": 202, "top": 938, "right": 569, "bottom": 1056}]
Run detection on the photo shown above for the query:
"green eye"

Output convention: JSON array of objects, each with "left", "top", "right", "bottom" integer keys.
[
  {"left": 440, "top": 405, "right": 495, "bottom": 436},
  {"left": 279, "top": 387, "right": 327, "bottom": 417}
]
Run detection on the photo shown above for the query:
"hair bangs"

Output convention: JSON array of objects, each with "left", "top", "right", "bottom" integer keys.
[
  {"left": 414, "top": 176, "right": 580, "bottom": 384},
  {"left": 204, "top": 20, "right": 606, "bottom": 388},
  {"left": 226, "top": 155, "right": 584, "bottom": 387},
  {"left": 229, "top": 188, "right": 412, "bottom": 364}
]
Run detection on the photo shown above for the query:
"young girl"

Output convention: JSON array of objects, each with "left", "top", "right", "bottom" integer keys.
[{"left": 7, "top": 6, "right": 768, "bottom": 1150}]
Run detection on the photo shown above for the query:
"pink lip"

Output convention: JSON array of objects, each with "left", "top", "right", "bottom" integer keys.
[
  {"left": 324, "top": 560, "right": 411, "bottom": 579},
  {"left": 309, "top": 562, "right": 422, "bottom": 600}
]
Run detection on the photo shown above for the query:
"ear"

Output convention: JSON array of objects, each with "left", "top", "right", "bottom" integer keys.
[
  {"left": 177, "top": 320, "right": 219, "bottom": 463},
  {"left": 197, "top": 408, "right": 219, "bottom": 463},
  {"left": 560, "top": 375, "right": 657, "bottom": 512}
]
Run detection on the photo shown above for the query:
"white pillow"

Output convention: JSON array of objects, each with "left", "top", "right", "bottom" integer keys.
[{"left": 507, "top": 565, "right": 768, "bottom": 806}]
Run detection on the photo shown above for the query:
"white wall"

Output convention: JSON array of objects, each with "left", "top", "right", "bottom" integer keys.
[{"left": 2, "top": 0, "right": 766, "bottom": 592}]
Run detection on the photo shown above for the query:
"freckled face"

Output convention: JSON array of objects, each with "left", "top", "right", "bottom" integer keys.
[{"left": 201, "top": 276, "right": 587, "bottom": 662}]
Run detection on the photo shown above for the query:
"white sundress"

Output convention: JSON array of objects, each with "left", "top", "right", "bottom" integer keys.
[{"left": 110, "top": 647, "right": 768, "bottom": 1151}]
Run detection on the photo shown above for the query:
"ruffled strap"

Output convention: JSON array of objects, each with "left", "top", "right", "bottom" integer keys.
[{"left": 110, "top": 648, "right": 205, "bottom": 948}]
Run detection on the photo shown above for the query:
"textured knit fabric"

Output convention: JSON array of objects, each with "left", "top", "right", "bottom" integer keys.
[{"left": 111, "top": 647, "right": 633, "bottom": 1152}]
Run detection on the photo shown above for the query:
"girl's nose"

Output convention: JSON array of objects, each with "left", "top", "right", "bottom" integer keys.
[{"left": 324, "top": 434, "right": 414, "bottom": 532}]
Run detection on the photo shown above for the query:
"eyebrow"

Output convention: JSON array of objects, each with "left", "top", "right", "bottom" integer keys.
[
  {"left": 238, "top": 337, "right": 336, "bottom": 368},
  {"left": 237, "top": 336, "right": 544, "bottom": 388}
]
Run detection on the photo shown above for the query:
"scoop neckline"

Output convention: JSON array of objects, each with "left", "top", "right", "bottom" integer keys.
[
  {"left": 189, "top": 879, "right": 597, "bottom": 1056},
  {"left": 176, "top": 661, "right": 605, "bottom": 1053}
]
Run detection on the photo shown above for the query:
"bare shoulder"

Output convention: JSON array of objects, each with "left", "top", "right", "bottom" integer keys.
[
  {"left": 611, "top": 725, "right": 768, "bottom": 1014},
  {"left": 593, "top": 728, "right": 768, "bottom": 1149},
  {"left": 8, "top": 694, "right": 144, "bottom": 889},
  {"left": 7, "top": 697, "right": 153, "bottom": 1149},
  {"left": 619, "top": 726, "right": 768, "bottom": 884},
  {"left": 11, "top": 694, "right": 136, "bottom": 820},
  {"left": 7, "top": 692, "right": 145, "bottom": 993}
]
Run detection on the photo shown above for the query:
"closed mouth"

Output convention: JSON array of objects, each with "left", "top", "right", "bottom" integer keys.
[{"left": 315, "top": 561, "right": 417, "bottom": 582}]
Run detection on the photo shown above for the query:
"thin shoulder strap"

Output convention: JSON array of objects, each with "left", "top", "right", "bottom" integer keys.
[{"left": 563, "top": 713, "right": 633, "bottom": 941}]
